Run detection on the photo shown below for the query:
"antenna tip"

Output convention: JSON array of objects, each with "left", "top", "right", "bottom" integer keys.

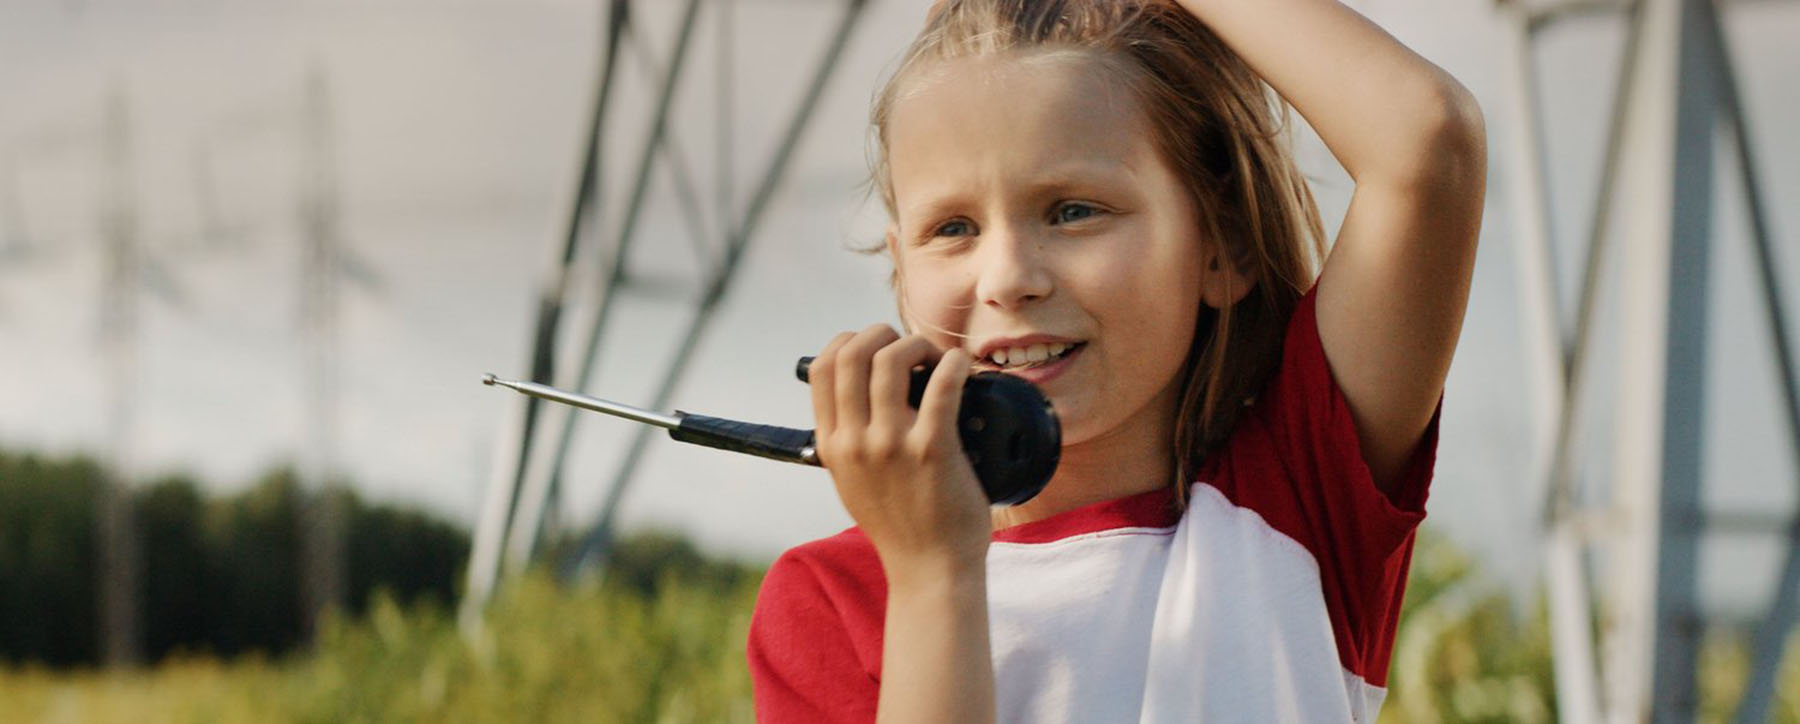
[{"left": 482, "top": 373, "right": 498, "bottom": 386}]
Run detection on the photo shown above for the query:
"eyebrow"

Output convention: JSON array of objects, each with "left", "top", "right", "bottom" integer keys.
[
  {"left": 1025, "top": 162, "right": 1139, "bottom": 197},
  {"left": 900, "top": 161, "right": 1141, "bottom": 221}
]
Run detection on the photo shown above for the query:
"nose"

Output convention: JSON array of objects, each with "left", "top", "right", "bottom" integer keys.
[{"left": 973, "top": 223, "right": 1053, "bottom": 310}]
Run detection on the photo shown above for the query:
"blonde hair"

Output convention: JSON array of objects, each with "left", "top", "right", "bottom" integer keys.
[{"left": 871, "top": 0, "right": 1326, "bottom": 506}]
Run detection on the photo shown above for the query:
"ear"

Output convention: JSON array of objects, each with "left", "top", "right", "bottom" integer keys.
[
  {"left": 1198, "top": 242, "right": 1253, "bottom": 309},
  {"left": 885, "top": 224, "right": 901, "bottom": 259},
  {"left": 886, "top": 225, "right": 916, "bottom": 334}
]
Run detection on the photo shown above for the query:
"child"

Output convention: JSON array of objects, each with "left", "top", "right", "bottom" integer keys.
[{"left": 750, "top": 0, "right": 1484, "bottom": 721}]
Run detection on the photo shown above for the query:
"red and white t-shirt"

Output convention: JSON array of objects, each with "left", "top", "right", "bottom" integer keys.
[{"left": 748, "top": 287, "right": 1439, "bottom": 722}]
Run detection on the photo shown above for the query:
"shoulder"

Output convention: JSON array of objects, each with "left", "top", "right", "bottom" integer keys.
[
  {"left": 751, "top": 527, "right": 887, "bottom": 658},
  {"left": 749, "top": 529, "right": 887, "bottom": 720},
  {"left": 761, "top": 527, "right": 883, "bottom": 599}
]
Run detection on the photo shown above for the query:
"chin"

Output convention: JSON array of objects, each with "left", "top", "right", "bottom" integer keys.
[
  {"left": 1046, "top": 400, "right": 1105, "bottom": 447},
  {"left": 1049, "top": 390, "right": 1171, "bottom": 451}
]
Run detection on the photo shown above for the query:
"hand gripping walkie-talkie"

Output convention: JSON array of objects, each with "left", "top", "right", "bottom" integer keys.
[{"left": 483, "top": 357, "right": 1059, "bottom": 506}]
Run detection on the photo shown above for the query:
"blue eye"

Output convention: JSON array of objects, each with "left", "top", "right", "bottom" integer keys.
[
  {"left": 934, "top": 219, "right": 975, "bottom": 237},
  {"left": 1053, "top": 202, "right": 1099, "bottom": 224}
]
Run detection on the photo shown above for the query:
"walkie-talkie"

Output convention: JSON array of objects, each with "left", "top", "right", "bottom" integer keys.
[{"left": 484, "top": 357, "right": 1058, "bottom": 505}]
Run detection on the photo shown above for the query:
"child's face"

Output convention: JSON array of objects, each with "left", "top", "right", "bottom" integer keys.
[{"left": 885, "top": 53, "right": 1220, "bottom": 449}]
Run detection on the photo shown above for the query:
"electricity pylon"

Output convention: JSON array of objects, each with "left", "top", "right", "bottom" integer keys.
[
  {"left": 6, "top": 80, "right": 204, "bottom": 666},
  {"left": 96, "top": 81, "right": 148, "bottom": 669},
  {"left": 294, "top": 63, "right": 382, "bottom": 637},
  {"left": 462, "top": 0, "right": 871, "bottom": 631},
  {"left": 188, "top": 62, "right": 379, "bottom": 637},
  {"left": 1499, "top": 0, "right": 1799, "bottom": 719}
]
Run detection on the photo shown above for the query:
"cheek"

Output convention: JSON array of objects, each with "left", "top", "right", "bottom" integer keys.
[
  {"left": 1084, "top": 241, "right": 1200, "bottom": 317},
  {"left": 896, "top": 259, "right": 973, "bottom": 341},
  {"left": 1083, "top": 243, "right": 1204, "bottom": 362},
  {"left": 1110, "top": 273, "right": 1199, "bottom": 345}
]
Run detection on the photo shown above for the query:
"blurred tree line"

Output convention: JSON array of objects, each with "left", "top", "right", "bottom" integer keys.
[
  {"left": 5, "top": 444, "right": 1792, "bottom": 721},
  {"left": 0, "top": 447, "right": 467, "bottom": 667}
]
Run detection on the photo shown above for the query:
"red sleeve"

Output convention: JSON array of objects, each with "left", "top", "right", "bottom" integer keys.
[
  {"left": 747, "top": 532, "right": 886, "bottom": 723},
  {"left": 1199, "top": 284, "right": 1439, "bottom": 687}
]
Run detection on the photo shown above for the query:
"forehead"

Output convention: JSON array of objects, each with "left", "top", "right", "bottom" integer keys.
[{"left": 884, "top": 52, "right": 1160, "bottom": 204}]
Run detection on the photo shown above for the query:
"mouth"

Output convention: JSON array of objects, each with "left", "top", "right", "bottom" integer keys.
[{"left": 971, "top": 341, "right": 1086, "bottom": 373}]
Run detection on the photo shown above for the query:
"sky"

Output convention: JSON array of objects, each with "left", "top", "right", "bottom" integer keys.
[{"left": 0, "top": 0, "right": 1797, "bottom": 615}]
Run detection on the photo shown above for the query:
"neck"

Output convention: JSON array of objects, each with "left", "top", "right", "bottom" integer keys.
[{"left": 990, "top": 393, "right": 1177, "bottom": 531}]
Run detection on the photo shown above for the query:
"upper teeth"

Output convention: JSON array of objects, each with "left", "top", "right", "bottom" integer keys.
[{"left": 989, "top": 342, "right": 1073, "bottom": 368}]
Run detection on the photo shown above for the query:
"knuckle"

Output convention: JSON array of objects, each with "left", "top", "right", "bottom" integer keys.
[
  {"left": 874, "top": 334, "right": 932, "bottom": 369},
  {"left": 818, "top": 332, "right": 854, "bottom": 358},
  {"left": 871, "top": 343, "right": 912, "bottom": 371},
  {"left": 905, "top": 428, "right": 942, "bottom": 458},
  {"left": 826, "top": 432, "right": 864, "bottom": 464},
  {"left": 840, "top": 336, "right": 879, "bottom": 362},
  {"left": 901, "top": 437, "right": 931, "bottom": 463},
  {"left": 864, "top": 436, "right": 898, "bottom": 462},
  {"left": 871, "top": 343, "right": 899, "bottom": 365}
]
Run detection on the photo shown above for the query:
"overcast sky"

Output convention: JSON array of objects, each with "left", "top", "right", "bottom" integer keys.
[{"left": 1, "top": 0, "right": 1796, "bottom": 611}]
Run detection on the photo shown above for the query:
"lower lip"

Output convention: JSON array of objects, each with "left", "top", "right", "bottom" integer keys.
[{"left": 986, "top": 344, "right": 1082, "bottom": 387}]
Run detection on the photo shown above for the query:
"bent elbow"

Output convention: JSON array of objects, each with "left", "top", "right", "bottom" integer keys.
[
  {"left": 1428, "top": 82, "right": 1487, "bottom": 180},
  {"left": 1407, "top": 82, "right": 1488, "bottom": 188},
  {"left": 1360, "top": 79, "right": 1488, "bottom": 190}
]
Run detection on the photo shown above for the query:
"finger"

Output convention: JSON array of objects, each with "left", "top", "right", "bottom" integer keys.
[
  {"left": 914, "top": 347, "right": 971, "bottom": 449},
  {"left": 834, "top": 324, "right": 900, "bottom": 435},
  {"left": 869, "top": 336, "right": 942, "bottom": 433},
  {"left": 810, "top": 332, "right": 855, "bottom": 438}
]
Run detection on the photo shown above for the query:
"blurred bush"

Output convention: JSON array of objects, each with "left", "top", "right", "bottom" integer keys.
[
  {"left": 0, "top": 448, "right": 467, "bottom": 666},
  {"left": 1379, "top": 528, "right": 1800, "bottom": 723},
  {"left": 1381, "top": 527, "right": 1557, "bottom": 723},
  {"left": 0, "top": 543, "right": 763, "bottom": 723}
]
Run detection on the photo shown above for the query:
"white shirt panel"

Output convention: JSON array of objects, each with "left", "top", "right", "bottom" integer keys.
[
  {"left": 982, "top": 483, "right": 1386, "bottom": 723},
  {"left": 988, "top": 527, "right": 1176, "bottom": 723}
]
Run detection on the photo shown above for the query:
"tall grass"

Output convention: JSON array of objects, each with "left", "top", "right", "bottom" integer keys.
[{"left": 0, "top": 571, "right": 759, "bottom": 723}]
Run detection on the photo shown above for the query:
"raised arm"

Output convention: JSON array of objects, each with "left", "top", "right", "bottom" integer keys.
[{"left": 1173, "top": 0, "right": 1487, "bottom": 493}]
